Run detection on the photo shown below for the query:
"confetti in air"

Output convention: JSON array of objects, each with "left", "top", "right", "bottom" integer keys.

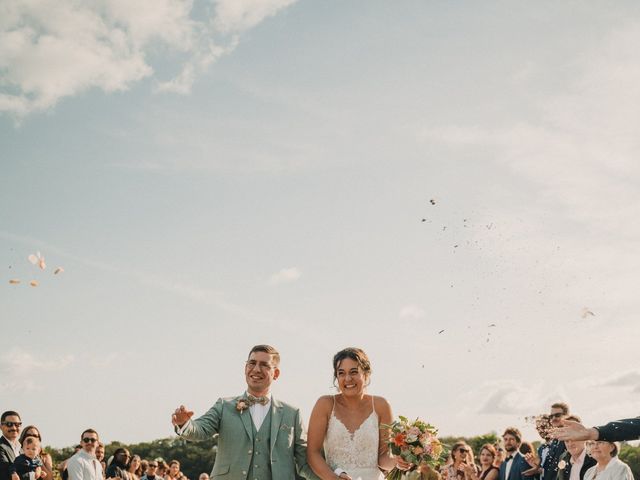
[
  {"left": 29, "top": 280, "right": 39, "bottom": 287},
  {"left": 430, "top": 199, "right": 436, "bottom": 205},
  {"left": 9, "top": 279, "right": 20, "bottom": 285},
  {"left": 54, "top": 267, "right": 64, "bottom": 275},
  {"left": 581, "top": 308, "right": 595, "bottom": 318},
  {"left": 28, "top": 252, "right": 46, "bottom": 270}
]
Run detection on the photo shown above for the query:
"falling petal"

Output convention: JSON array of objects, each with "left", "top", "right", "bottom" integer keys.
[
  {"left": 438, "top": 329, "right": 445, "bottom": 334},
  {"left": 488, "top": 323, "right": 496, "bottom": 327},
  {"left": 28, "top": 254, "right": 38, "bottom": 265},
  {"left": 9, "top": 279, "right": 21, "bottom": 285},
  {"left": 38, "top": 257, "right": 46, "bottom": 270},
  {"left": 430, "top": 199, "right": 436, "bottom": 205},
  {"left": 54, "top": 267, "right": 64, "bottom": 275},
  {"left": 581, "top": 308, "right": 595, "bottom": 318},
  {"left": 29, "top": 280, "right": 39, "bottom": 287}
]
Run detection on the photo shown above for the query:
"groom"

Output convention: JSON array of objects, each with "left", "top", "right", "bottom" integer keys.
[{"left": 172, "top": 344, "right": 318, "bottom": 480}]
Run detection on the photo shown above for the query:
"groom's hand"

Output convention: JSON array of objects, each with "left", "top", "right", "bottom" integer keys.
[{"left": 172, "top": 405, "right": 194, "bottom": 427}]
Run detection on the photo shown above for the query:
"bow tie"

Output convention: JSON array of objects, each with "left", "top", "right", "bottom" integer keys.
[
  {"left": 247, "top": 394, "right": 269, "bottom": 406},
  {"left": 506, "top": 456, "right": 514, "bottom": 461}
]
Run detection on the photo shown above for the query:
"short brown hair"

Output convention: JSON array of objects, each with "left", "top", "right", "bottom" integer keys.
[
  {"left": 248, "top": 345, "right": 280, "bottom": 366},
  {"left": 450, "top": 441, "right": 472, "bottom": 461},
  {"left": 551, "top": 402, "right": 569, "bottom": 415},
  {"left": 80, "top": 428, "right": 99, "bottom": 440},
  {"left": 503, "top": 427, "right": 522, "bottom": 443},
  {"left": 565, "top": 415, "right": 581, "bottom": 423},
  {"left": 332, "top": 347, "right": 372, "bottom": 383},
  {"left": 480, "top": 444, "right": 497, "bottom": 460}
]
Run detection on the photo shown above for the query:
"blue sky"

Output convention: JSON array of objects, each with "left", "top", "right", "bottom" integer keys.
[{"left": 2, "top": 1, "right": 640, "bottom": 448}]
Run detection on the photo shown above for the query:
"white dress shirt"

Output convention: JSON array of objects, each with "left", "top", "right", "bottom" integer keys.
[
  {"left": 2, "top": 436, "right": 20, "bottom": 457},
  {"left": 248, "top": 393, "right": 272, "bottom": 430},
  {"left": 569, "top": 449, "right": 587, "bottom": 480},
  {"left": 66, "top": 449, "right": 103, "bottom": 480},
  {"left": 504, "top": 453, "right": 516, "bottom": 480}
]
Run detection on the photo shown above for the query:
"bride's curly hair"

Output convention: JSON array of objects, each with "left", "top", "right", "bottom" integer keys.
[{"left": 332, "top": 347, "right": 372, "bottom": 386}]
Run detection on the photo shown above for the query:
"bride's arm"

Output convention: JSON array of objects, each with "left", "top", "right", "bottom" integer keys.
[
  {"left": 375, "top": 395, "right": 398, "bottom": 471},
  {"left": 307, "top": 396, "right": 346, "bottom": 480}
]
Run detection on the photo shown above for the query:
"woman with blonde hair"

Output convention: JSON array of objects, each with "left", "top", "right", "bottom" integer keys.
[{"left": 583, "top": 441, "right": 633, "bottom": 480}]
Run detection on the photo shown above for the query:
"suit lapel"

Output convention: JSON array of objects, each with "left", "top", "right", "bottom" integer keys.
[
  {"left": 270, "top": 397, "right": 283, "bottom": 454},
  {"left": 237, "top": 395, "right": 254, "bottom": 440}
]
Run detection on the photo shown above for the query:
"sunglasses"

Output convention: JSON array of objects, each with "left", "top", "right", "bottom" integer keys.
[
  {"left": 148, "top": 465, "right": 158, "bottom": 468},
  {"left": 1, "top": 422, "right": 22, "bottom": 428},
  {"left": 82, "top": 437, "right": 98, "bottom": 443},
  {"left": 549, "top": 413, "right": 564, "bottom": 419}
]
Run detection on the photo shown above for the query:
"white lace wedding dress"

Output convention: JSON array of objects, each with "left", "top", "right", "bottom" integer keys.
[{"left": 323, "top": 397, "right": 383, "bottom": 480}]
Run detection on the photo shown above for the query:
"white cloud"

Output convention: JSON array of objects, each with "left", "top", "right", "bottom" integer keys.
[
  {"left": 213, "top": 0, "right": 297, "bottom": 34},
  {"left": 0, "top": 348, "right": 74, "bottom": 391},
  {"left": 399, "top": 304, "right": 425, "bottom": 319},
  {"left": 268, "top": 266, "right": 301, "bottom": 286},
  {"left": 0, "top": 0, "right": 297, "bottom": 116}
]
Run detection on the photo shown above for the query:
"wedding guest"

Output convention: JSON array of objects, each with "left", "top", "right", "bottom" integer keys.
[
  {"left": 105, "top": 449, "right": 130, "bottom": 480},
  {"left": 583, "top": 442, "right": 632, "bottom": 480},
  {"left": 139, "top": 459, "right": 148, "bottom": 478},
  {"left": 197, "top": 474, "right": 209, "bottom": 480},
  {"left": 556, "top": 420, "right": 596, "bottom": 480},
  {"left": 165, "top": 461, "right": 184, "bottom": 480},
  {"left": 461, "top": 444, "right": 499, "bottom": 480},
  {"left": 140, "top": 461, "right": 161, "bottom": 480},
  {"left": 18, "top": 426, "right": 53, "bottom": 480},
  {"left": 1, "top": 411, "right": 22, "bottom": 480},
  {"left": 128, "top": 455, "right": 141, "bottom": 480},
  {"left": 493, "top": 442, "right": 506, "bottom": 469},
  {"left": 553, "top": 418, "right": 640, "bottom": 442},
  {"left": 66, "top": 429, "right": 102, "bottom": 480},
  {"left": 59, "top": 445, "right": 82, "bottom": 480},
  {"left": 442, "top": 441, "right": 478, "bottom": 480},
  {"left": 499, "top": 428, "right": 536, "bottom": 480},
  {"left": 417, "top": 464, "right": 442, "bottom": 480},
  {"left": 542, "top": 404, "right": 569, "bottom": 480},
  {"left": 94, "top": 444, "right": 105, "bottom": 477},
  {"left": 156, "top": 461, "right": 168, "bottom": 479},
  {"left": 10, "top": 436, "right": 44, "bottom": 480},
  {"left": 307, "top": 347, "right": 401, "bottom": 480}
]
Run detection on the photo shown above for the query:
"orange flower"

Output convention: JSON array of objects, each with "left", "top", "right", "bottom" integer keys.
[{"left": 393, "top": 433, "right": 407, "bottom": 447}]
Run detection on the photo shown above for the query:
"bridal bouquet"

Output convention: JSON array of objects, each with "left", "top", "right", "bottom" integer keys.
[{"left": 383, "top": 416, "right": 445, "bottom": 480}]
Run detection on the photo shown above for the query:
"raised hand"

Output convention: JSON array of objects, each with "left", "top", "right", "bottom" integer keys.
[
  {"left": 524, "top": 453, "right": 540, "bottom": 468},
  {"left": 172, "top": 405, "right": 194, "bottom": 427},
  {"left": 552, "top": 420, "right": 598, "bottom": 441}
]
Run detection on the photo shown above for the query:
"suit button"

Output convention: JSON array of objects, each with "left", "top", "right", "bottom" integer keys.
[
  {"left": 242, "top": 471, "right": 246, "bottom": 475},
  {"left": 248, "top": 450, "right": 252, "bottom": 454}
]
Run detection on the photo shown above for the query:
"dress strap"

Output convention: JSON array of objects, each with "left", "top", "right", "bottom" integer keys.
[{"left": 331, "top": 394, "right": 336, "bottom": 415}]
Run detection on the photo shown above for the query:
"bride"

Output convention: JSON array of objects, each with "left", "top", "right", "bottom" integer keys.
[{"left": 307, "top": 347, "right": 406, "bottom": 480}]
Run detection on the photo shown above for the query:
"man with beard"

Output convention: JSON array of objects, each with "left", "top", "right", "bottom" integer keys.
[
  {"left": 0, "top": 412, "right": 22, "bottom": 480},
  {"left": 499, "top": 428, "right": 537, "bottom": 480}
]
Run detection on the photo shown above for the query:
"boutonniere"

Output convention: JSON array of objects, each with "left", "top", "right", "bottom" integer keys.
[
  {"left": 558, "top": 460, "right": 567, "bottom": 470},
  {"left": 236, "top": 399, "right": 249, "bottom": 413}
]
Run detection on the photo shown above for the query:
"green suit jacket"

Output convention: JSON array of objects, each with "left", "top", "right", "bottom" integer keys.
[{"left": 178, "top": 395, "right": 319, "bottom": 480}]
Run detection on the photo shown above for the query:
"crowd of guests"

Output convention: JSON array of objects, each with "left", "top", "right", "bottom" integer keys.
[
  {"left": 430, "top": 403, "right": 634, "bottom": 480},
  {"left": 0, "top": 412, "right": 210, "bottom": 480},
  {"left": 1, "top": 404, "right": 637, "bottom": 480}
]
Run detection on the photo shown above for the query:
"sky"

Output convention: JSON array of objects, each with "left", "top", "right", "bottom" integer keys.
[{"left": 1, "top": 0, "right": 640, "bottom": 449}]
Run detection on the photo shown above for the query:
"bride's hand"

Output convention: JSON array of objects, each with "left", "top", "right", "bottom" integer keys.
[{"left": 396, "top": 457, "right": 414, "bottom": 471}]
